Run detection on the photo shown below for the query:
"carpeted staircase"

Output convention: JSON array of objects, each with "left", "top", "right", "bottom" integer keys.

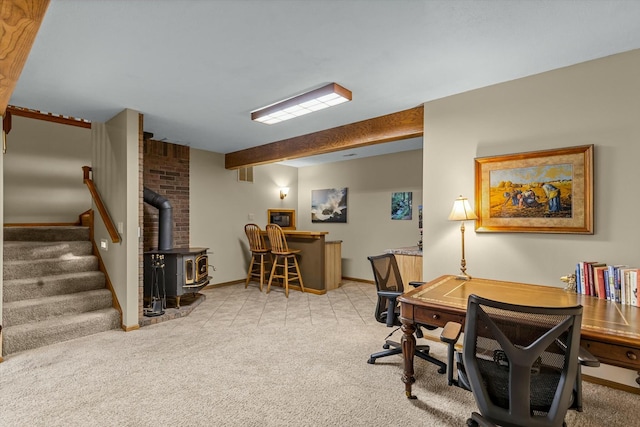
[{"left": 2, "top": 226, "right": 120, "bottom": 356}]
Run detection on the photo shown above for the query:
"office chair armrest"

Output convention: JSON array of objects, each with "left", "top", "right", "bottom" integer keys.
[
  {"left": 377, "top": 291, "right": 402, "bottom": 300},
  {"left": 440, "top": 322, "right": 463, "bottom": 387},
  {"left": 440, "top": 321, "right": 462, "bottom": 345},
  {"left": 578, "top": 346, "right": 600, "bottom": 368},
  {"left": 554, "top": 337, "right": 600, "bottom": 368},
  {"left": 408, "top": 281, "right": 426, "bottom": 288},
  {"left": 378, "top": 291, "right": 402, "bottom": 327}
]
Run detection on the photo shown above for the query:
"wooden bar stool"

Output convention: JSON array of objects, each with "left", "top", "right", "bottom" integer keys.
[
  {"left": 266, "top": 224, "right": 305, "bottom": 298},
  {"left": 244, "top": 223, "right": 272, "bottom": 291}
]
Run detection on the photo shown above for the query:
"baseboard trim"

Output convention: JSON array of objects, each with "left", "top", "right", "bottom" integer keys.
[
  {"left": 342, "top": 276, "right": 374, "bottom": 284},
  {"left": 204, "top": 279, "right": 245, "bottom": 289},
  {"left": 582, "top": 374, "right": 640, "bottom": 395},
  {"left": 122, "top": 324, "right": 140, "bottom": 332}
]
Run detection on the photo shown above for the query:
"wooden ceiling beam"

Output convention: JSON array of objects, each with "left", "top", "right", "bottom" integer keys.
[
  {"left": 225, "top": 105, "right": 424, "bottom": 170},
  {"left": 0, "top": 0, "right": 49, "bottom": 117}
]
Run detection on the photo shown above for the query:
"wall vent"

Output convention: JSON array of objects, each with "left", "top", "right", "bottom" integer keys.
[{"left": 238, "top": 166, "right": 254, "bottom": 182}]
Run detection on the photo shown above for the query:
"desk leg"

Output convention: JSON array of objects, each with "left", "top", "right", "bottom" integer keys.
[{"left": 401, "top": 320, "right": 417, "bottom": 399}]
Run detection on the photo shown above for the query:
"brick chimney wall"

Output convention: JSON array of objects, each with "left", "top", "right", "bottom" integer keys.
[{"left": 143, "top": 139, "right": 189, "bottom": 250}]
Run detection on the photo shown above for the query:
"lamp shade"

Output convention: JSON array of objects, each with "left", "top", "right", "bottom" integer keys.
[{"left": 448, "top": 196, "right": 478, "bottom": 221}]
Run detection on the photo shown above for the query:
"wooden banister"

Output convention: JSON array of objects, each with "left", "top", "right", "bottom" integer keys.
[{"left": 82, "top": 166, "right": 121, "bottom": 243}]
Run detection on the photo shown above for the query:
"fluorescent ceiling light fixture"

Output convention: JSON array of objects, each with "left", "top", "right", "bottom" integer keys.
[{"left": 252, "top": 83, "right": 352, "bottom": 125}]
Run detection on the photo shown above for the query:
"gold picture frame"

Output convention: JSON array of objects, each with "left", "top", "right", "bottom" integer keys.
[
  {"left": 267, "top": 209, "right": 296, "bottom": 230},
  {"left": 474, "top": 145, "right": 593, "bottom": 234}
]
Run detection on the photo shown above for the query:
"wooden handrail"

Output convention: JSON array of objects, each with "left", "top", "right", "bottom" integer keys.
[{"left": 82, "top": 166, "right": 121, "bottom": 243}]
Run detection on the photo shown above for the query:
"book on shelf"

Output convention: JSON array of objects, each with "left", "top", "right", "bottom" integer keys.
[
  {"left": 621, "top": 268, "right": 629, "bottom": 305},
  {"left": 614, "top": 265, "right": 627, "bottom": 303},
  {"left": 632, "top": 269, "right": 639, "bottom": 307},
  {"left": 575, "top": 262, "right": 584, "bottom": 295},
  {"left": 621, "top": 268, "right": 639, "bottom": 307},
  {"left": 576, "top": 261, "right": 602, "bottom": 296},
  {"left": 593, "top": 265, "right": 608, "bottom": 300},
  {"left": 574, "top": 262, "right": 639, "bottom": 306},
  {"left": 588, "top": 262, "right": 605, "bottom": 296}
]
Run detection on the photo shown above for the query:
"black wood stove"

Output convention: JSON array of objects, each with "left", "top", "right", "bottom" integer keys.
[
  {"left": 144, "top": 247, "right": 209, "bottom": 309},
  {"left": 143, "top": 187, "right": 210, "bottom": 313}
]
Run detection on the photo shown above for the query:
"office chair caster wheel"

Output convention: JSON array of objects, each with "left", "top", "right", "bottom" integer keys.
[
  {"left": 383, "top": 344, "right": 390, "bottom": 349},
  {"left": 367, "top": 358, "right": 375, "bottom": 364},
  {"left": 466, "top": 419, "right": 478, "bottom": 427},
  {"left": 438, "top": 367, "right": 446, "bottom": 374}
]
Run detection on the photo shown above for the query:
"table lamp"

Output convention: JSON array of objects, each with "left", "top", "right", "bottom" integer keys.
[{"left": 448, "top": 195, "right": 478, "bottom": 280}]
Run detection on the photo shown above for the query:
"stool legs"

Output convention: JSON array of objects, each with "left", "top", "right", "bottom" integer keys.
[
  {"left": 245, "top": 252, "right": 270, "bottom": 292},
  {"left": 267, "top": 254, "right": 304, "bottom": 297}
]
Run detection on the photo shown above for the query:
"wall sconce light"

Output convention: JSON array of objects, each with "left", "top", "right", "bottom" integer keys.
[
  {"left": 448, "top": 195, "right": 478, "bottom": 280},
  {"left": 251, "top": 83, "right": 352, "bottom": 125},
  {"left": 280, "top": 187, "right": 289, "bottom": 200}
]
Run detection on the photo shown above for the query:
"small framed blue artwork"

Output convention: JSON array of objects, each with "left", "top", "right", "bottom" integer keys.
[{"left": 391, "top": 192, "right": 412, "bottom": 220}]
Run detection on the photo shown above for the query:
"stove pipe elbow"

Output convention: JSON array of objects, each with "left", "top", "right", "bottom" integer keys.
[{"left": 143, "top": 187, "right": 173, "bottom": 251}]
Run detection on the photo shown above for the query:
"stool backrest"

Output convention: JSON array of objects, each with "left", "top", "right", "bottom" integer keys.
[
  {"left": 266, "top": 223, "right": 289, "bottom": 254},
  {"left": 245, "top": 223, "right": 268, "bottom": 252}
]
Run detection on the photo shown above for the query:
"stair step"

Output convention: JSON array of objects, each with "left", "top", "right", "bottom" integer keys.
[
  {"left": 3, "top": 226, "right": 90, "bottom": 242},
  {"left": 1, "top": 308, "right": 121, "bottom": 356},
  {"left": 3, "top": 271, "right": 106, "bottom": 303},
  {"left": 1, "top": 225, "right": 121, "bottom": 357},
  {"left": 3, "top": 255, "right": 99, "bottom": 281},
  {"left": 3, "top": 241, "right": 93, "bottom": 261},
  {"left": 3, "top": 289, "right": 115, "bottom": 327}
]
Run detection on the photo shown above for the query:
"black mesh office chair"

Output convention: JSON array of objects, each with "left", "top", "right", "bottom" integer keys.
[
  {"left": 366, "top": 253, "right": 446, "bottom": 374},
  {"left": 440, "top": 294, "right": 599, "bottom": 427}
]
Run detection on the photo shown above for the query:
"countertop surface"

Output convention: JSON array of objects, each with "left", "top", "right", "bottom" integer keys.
[{"left": 384, "top": 246, "right": 422, "bottom": 256}]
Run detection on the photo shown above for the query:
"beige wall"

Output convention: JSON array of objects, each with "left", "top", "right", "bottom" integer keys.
[
  {"left": 190, "top": 149, "right": 298, "bottom": 284},
  {"left": 91, "top": 109, "right": 141, "bottom": 328},
  {"left": 4, "top": 116, "right": 91, "bottom": 223},
  {"left": 297, "top": 149, "right": 423, "bottom": 280},
  {"left": 422, "top": 49, "right": 640, "bottom": 387},
  {"left": 189, "top": 148, "right": 422, "bottom": 284}
]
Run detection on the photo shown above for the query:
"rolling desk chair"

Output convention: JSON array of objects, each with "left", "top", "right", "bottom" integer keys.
[
  {"left": 440, "top": 294, "right": 599, "bottom": 427},
  {"left": 366, "top": 253, "right": 446, "bottom": 374}
]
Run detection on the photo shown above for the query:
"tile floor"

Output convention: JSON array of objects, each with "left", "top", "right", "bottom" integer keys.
[{"left": 191, "top": 280, "right": 380, "bottom": 328}]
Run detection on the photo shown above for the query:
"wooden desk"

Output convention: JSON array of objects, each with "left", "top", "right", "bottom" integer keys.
[{"left": 398, "top": 275, "right": 640, "bottom": 398}]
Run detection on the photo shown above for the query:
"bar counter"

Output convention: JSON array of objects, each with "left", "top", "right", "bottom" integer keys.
[
  {"left": 384, "top": 246, "right": 423, "bottom": 283},
  {"left": 262, "top": 230, "right": 342, "bottom": 293}
]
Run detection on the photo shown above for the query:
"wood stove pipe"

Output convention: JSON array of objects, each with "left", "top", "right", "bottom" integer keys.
[{"left": 143, "top": 187, "right": 173, "bottom": 250}]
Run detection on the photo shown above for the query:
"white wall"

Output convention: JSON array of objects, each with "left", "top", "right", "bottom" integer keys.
[
  {"left": 422, "top": 49, "right": 640, "bottom": 387},
  {"left": 297, "top": 149, "right": 423, "bottom": 280},
  {"left": 3, "top": 116, "right": 91, "bottom": 223},
  {"left": 190, "top": 149, "right": 298, "bottom": 284}
]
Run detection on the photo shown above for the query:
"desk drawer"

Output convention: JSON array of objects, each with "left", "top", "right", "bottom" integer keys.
[
  {"left": 414, "top": 307, "right": 465, "bottom": 328},
  {"left": 581, "top": 339, "right": 640, "bottom": 370}
]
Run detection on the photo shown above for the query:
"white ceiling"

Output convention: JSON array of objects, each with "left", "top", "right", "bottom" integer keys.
[{"left": 10, "top": 0, "right": 640, "bottom": 167}]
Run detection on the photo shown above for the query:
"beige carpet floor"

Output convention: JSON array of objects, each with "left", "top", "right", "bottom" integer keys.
[{"left": 0, "top": 282, "right": 636, "bottom": 426}]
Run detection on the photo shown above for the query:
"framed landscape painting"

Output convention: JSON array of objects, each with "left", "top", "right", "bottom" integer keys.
[
  {"left": 474, "top": 145, "right": 593, "bottom": 234},
  {"left": 311, "top": 187, "right": 348, "bottom": 223}
]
